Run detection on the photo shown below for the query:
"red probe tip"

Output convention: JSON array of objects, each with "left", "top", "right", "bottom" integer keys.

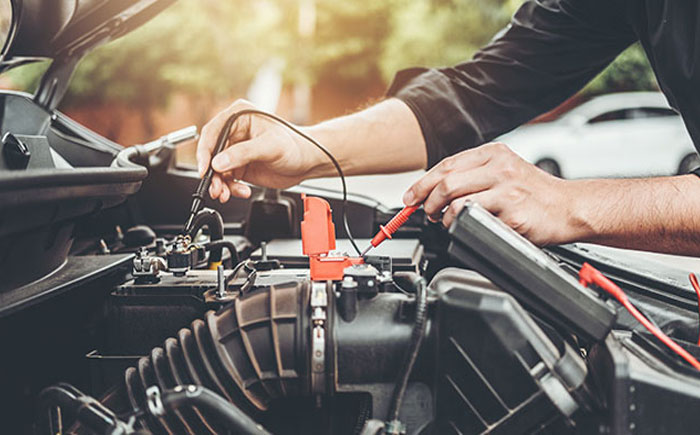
[{"left": 366, "top": 205, "right": 420, "bottom": 254}]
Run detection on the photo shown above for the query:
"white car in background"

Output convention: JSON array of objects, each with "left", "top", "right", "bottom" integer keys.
[{"left": 499, "top": 92, "right": 700, "bottom": 178}]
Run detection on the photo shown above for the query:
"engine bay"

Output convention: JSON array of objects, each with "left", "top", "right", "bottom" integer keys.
[
  {"left": 5, "top": 134, "right": 700, "bottom": 434},
  {"left": 3, "top": 1, "right": 700, "bottom": 433}
]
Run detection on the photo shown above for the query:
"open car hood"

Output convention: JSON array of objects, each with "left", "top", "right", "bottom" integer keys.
[{"left": 0, "top": 0, "right": 174, "bottom": 70}]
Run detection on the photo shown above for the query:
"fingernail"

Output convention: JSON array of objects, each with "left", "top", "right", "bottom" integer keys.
[
  {"left": 234, "top": 184, "right": 251, "bottom": 198},
  {"left": 403, "top": 190, "right": 415, "bottom": 205},
  {"left": 212, "top": 154, "right": 229, "bottom": 171},
  {"left": 197, "top": 161, "right": 206, "bottom": 177}
]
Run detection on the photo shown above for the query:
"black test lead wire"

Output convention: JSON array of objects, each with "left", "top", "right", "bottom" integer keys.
[{"left": 183, "top": 109, "right": 362, "bottom": 257}]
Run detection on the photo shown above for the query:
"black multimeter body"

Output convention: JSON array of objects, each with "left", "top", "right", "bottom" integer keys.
[{"left": 447, "top": 201, "right": 616, "bottom": 342}]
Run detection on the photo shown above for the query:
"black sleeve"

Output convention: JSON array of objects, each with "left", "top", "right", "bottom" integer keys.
[{"left": 387, "top": 0, "right": 638, "bottom": 168}]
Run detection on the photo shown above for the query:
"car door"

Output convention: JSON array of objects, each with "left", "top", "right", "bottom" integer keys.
[
  {"left": 615, "top": 107, "right": 683, "bottom": 177},
  {"left": 565, "top": 109, "right": 629, "bottom": 179}
]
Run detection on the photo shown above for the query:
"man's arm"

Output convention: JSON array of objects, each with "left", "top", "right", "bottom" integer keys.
[
  {"left": 197, "top": 98, "right": 426, "bottom": 202},
  {"left": 200, "top": 0, "right": 636, "bottom": 201},
  {"left": 403, "top": 142, "right": 700, "bottom": 256},
  {"left": 302, "top": 98, "right": 427, "bottom": 177},
  {"left": 389, "top": 0, "right": 637, "bottom": 167},
  {"left": 570, "top": 175, "right": 700, "bottom": 255}
]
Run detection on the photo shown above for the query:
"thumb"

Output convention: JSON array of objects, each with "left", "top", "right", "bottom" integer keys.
[{"left": 210, "top": 134, "right": 281, "bottom": 173}]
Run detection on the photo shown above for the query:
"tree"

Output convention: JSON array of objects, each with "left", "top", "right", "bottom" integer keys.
[
  {"left": 380, "top": 0, "right": 514, "bottom": 81},
  {"left": 6, "top": 0, "right": 657, "bottom": 117}
]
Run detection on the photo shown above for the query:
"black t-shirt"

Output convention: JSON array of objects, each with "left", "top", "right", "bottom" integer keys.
[{"left": 388, "top": 0, "right": 700, "bottom": 168}]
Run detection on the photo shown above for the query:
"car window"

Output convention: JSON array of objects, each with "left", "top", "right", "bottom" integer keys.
[
  {"left": 587, "top": 107, "right": 678, "bottom": 124},
  {"left": 587, "top": 109, "right": 628, "bottom": 124},
  {"left": 626, "top": 107, "right": 678, "bottom": 119}
]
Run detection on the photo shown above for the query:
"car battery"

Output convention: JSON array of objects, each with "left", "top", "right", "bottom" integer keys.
[{"left": 249, "top": 238, "right": 425, "bottom": 273}]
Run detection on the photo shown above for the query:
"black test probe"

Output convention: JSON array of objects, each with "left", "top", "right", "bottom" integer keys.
[{"left": 182, "top": 109, "right": 362, "bottom": 256}]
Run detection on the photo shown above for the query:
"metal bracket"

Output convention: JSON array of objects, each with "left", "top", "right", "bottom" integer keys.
[{"left": 310, "top": 281, "right": 329, "bottom": 396}]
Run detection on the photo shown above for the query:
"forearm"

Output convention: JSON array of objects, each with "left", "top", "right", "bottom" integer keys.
[
  {"left": 568, "top": 175, "right": 700, "bottom": 255},
  {"left": 303, "top": 98, "right": 427, "bottom": 178}
]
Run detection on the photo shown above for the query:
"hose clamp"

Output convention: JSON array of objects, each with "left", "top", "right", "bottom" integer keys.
[{"left": 310, "top": 281, "right": 329, "bottom": 396}]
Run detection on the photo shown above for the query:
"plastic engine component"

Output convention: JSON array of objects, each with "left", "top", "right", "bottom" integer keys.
[
  {"left": 431, "top": 268, "right": 588, "bottom": 434},
  {"left": 588, "top": 331, "right": 700, "bottom": 434},
  {"left": 124, "top": 280, "right": 310, "bottom": 432},
  {"left": 447, "top": 201, "right": 616, "bottom": 342}
]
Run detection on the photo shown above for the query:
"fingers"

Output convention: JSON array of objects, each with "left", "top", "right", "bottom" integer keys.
[
  {"left": 441, "top": 190, "right": 502, "bottom": 228},
  {"left": 402, "top": 145, "right": 492, "bottom": 206},
  {"left": 196, "top": 99, "right": 255, "bottom": 177},
  {"left": 422, "top": 164, "right": 496, "bottom": 220},
  {"left": 208, "top": 171, "right": 252, "bottom": 202},
  {"left": 211, "top": 134, "right": 280, "bottom": 173},
  {"left": 226, "top": 179, "right": 252, "bottom": 199},
  {"left": 219, "top": 182, "right": 231, "bottom": 203},
  {"left": 209, "top": 173, "right": 223, "bottom": 199}
]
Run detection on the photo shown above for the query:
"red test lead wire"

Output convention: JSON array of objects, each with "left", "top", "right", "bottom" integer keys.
[
  {"left": 579, "top": 262, "right": 700, "bottom": 371},
  {"left": 688, "top": 273, "right": 700, "bottom": 345},
  {"left": 361, "top": 205, "right": 420, "bottom": 256}
]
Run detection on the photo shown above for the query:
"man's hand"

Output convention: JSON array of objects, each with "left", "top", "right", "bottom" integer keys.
[
  {"left": 403, "top": 142, "right": 583, "bottom": 246},
  {"left": 196, "top": 98, "right": 427, "bottom": 203},
  {"left": 196, "top": 99, "right": 327, "bottom": 203}
]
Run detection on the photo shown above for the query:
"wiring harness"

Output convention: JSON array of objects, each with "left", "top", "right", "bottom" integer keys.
[{"left": 579, "top": 262, "right": 700, "bottom": 371}]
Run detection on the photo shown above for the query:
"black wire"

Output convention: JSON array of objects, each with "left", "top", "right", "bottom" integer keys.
[
  {"left": 387, "top": 278, "right": 428, "bottom": 422},
  {"left": 225, "top": 259, "right": 252, "bottom": 285},
  {"left": 158, "top": 386, "right": 271, "bottom": 435},
  {"left": 194, "top": 109, "right": 362, "bottom": 256}
]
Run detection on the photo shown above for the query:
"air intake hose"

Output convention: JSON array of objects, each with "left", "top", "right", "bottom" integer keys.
[{"left": 123, "top": 280, "right": 310, "bottom": 433}]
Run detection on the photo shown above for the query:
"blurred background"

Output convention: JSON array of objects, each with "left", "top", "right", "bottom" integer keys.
[{"left": 0, "top": 0, "right": 673, "bottom": 193}]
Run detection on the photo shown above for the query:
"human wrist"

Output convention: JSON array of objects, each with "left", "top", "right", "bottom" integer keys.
[
  {"left": 561, "top": 179, "right": 602, "bottom": 244},
  {"left": 298, "top": 124, "right": 347, "bottom": 179}
]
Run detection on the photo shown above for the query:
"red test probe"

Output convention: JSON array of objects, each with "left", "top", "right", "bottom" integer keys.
[{"left": 361, "top": 205, "right": 420, "bottom": 256}]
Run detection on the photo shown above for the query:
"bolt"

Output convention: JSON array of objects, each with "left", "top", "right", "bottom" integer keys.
[
  {"left": 261, "top": 241, "right": 268, "bottom": 262},
  {"left": 155, "top": 238, "right": 166, "bottom": 256},
  {"left": 342, "top": 276, "right": 357, "bottom": 289},
  {"left": 115, "top": 225, "right": 124, "bottom": 241},
  {"left": 98, "top": 239, "right": 110, "bottom": 255},
  {"left": 217, "top": 264, "right": 226, "bottom": 298}
]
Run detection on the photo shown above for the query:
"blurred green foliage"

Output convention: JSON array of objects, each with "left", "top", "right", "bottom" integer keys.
[
  {"left": 6, "top": 0, "right": 656, "bottom": 109},
  {"left": 380, "top": 0, "right": 515, "bottom": 79},
  {"left": 584, "top": 43, "right": 658, "bottom": 94}
]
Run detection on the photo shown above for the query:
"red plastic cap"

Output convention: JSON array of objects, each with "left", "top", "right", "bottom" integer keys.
[
  {"left": 301, "top": 194, "right": 363, "bottom": 281},
  {"left": 301, "top": 194, "right": 336, "bottom": 256}
]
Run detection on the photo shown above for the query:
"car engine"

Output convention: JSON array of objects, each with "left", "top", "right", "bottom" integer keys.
[{"left": 4, "top": 1, "right": 700, "bottom": 434}]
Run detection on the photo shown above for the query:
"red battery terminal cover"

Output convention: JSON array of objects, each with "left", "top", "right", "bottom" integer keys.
[{"left": 301, "top": 194, "right": 363, "bottom": 281}]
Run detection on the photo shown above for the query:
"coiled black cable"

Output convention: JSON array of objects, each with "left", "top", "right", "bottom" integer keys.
[{"left": 185, "top": 108, "right": 361, "bottom": 256}]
